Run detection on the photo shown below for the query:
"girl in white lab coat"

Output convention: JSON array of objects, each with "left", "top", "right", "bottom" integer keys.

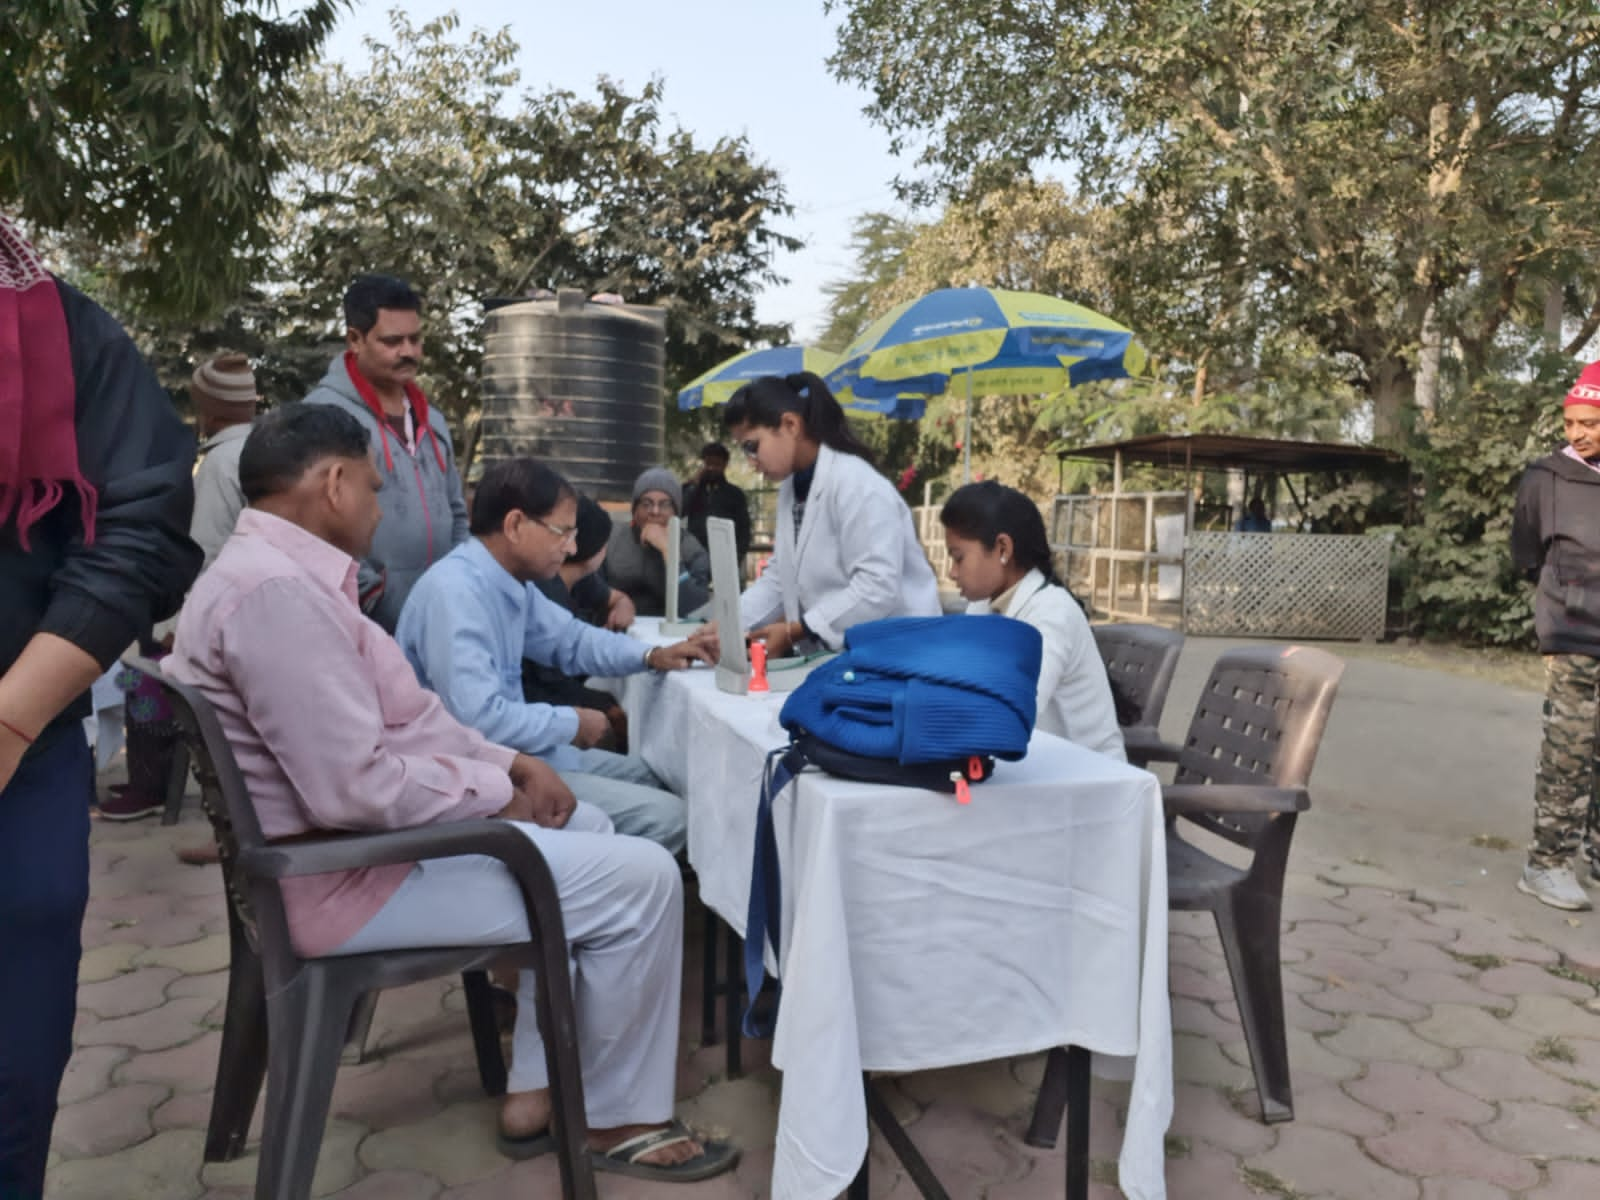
[
  {"left": 941, "top": 481, "right": 1125, "bottom": 759},
  {"left": 724, "top": 372, "right": 941, "bottom": 656}
]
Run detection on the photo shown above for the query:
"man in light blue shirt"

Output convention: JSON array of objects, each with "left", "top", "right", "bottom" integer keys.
[{"left": 397, "top": 458, "right": 710, "bottom": 852}]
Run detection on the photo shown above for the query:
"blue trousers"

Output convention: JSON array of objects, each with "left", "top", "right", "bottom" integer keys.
[{"left": 0, "top": 729, "right": 91, "bottom": 1198}]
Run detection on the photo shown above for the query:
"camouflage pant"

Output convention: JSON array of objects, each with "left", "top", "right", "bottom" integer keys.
[{"left": 1532, "top": 654, "right": 1600, "bottom": 870}]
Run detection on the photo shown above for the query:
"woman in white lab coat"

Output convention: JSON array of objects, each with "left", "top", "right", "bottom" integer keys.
[
  {"left": 723, "top": 372, "right": 941, "bottom": 656},
  {"left": 941, "top": 481, "right": 1125, "bottom": 760}
]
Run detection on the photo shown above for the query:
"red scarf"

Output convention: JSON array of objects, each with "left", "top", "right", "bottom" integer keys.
[
  {"left": 342, "top": 351, "right": 447, "bottom": 474},
  {"left": 0, "top": 214, "right": 96, "bottom": 548}
]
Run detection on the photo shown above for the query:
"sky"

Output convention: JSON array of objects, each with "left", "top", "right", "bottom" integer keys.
[{"left": 321, "top": 0, "right": 913, "bottom": 343}]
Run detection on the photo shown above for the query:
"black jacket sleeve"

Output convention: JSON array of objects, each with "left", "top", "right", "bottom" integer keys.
[
  {"left": 1510, "top": 465, "right": 1546, "bottom": 584},
  {"left": 37, "top": 281, "right": 202, "bottom": 668}
]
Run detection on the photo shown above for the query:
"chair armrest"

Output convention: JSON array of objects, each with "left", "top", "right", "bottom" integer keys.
[
  {"left": 238, "top": 820, "right": 547, "bottom": 883},
  {"left": 1162, "top": 782, "right": 1310, "bottom": 817},
  {"left": 1123, "top": 725, "right": 1181, "bottom": 765}
]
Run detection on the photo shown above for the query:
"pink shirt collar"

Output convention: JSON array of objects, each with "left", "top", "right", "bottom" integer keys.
[{"left": 232, "top": 507, "right": 361, "bottom": 605}]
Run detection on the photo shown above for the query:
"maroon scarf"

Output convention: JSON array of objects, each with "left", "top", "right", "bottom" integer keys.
[
  {"left": 0, "top": 214, "right": 96, "bottom": 547},
  {"left": 342, "top": 350, "right": 447, "bottom": 475}
]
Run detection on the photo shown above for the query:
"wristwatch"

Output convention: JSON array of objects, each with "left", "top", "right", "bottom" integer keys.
[{"left": 643, "top": 644, "right": 660, "bottom": 672}]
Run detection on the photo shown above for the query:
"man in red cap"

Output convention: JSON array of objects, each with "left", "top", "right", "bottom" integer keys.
[{"left": 1510, "top": 360, "right": 1600, "bottom": 910}]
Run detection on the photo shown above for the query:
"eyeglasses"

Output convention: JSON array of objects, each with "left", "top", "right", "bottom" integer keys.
[
  {"left": 739, "top": 439, "right": 761, "bottom": 458},
  {"left": 636, "top": 497, "right": 676, "bottom": 514},
  {"left": 533, "top": 517, "right": 579, "bottom": 544}
]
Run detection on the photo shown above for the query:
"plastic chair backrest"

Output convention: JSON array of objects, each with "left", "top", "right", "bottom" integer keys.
[
  {"left": 1172, "top": 644, "right": 1344, "bottom": 845},
  {"left": 1091, "top": 623, "right": 1185, "bottom": 728},
  {"left": 130, "top": 656, "right": 287, "bottom": 961}
]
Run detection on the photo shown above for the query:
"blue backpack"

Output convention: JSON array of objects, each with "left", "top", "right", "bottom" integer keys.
[{"left": 742, "top": 614, "right": 1042, "bottom": 1035}]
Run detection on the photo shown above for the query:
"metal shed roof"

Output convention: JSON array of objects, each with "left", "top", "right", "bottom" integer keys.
[{"left": 1057, "top": 432, "right": 1405, "bottom": 474}]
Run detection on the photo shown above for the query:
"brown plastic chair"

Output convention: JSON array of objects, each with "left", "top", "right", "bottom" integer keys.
[
  {"left": 1091, "top": 623, "right": 1185, "bottom": 768},
  {"left": 1029, "top": 643, "right": 1344, "bottom": 1144},
  {"left": 133, "top": 658, "right": 598, "bottom": 1200}
]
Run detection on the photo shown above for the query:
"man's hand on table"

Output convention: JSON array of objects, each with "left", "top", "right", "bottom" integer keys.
[
  {"left": 570, "top": 707, "right": 611, "bottom": 748},
  {"left": 686, "top": 622, "right": 721, "bottom": 663},
  {"left": 604, "top": 589, "right": 636, "bottom": 631},
  {"left": 504, "top": 753, "right": 575, "bottom": 829},
  {"left": 647, "top": 639, "right": 716, "bottom": 671}
]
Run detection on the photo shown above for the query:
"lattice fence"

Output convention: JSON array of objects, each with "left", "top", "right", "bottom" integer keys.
[{"left": 1183, "top": 533, "right": 1390, "bottom": 640}]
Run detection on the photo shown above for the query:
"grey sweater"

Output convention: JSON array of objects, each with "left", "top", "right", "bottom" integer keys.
[{"left": 301, "top": 356, "right": 469, "bottom": 631}]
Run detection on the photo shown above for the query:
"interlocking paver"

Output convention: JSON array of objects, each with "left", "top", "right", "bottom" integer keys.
[
  {"left": 48, "top": 745, "right": 1600, "bottom": 1200},
  {"left": 1323, "top": 1015, "right": 1458, "bottom": 1069},
  {"left": 1478, "top": 1099, "right": 1600, "bottom": 1160},
  {"left": 1288, "top": 1077, "right": 1389, "bottom": 1137},
  {"left": 202, "top": 1117, "right": 365, "bottom": 1197},
  {"left": 1365, "top": 1116, "right": 1541, "bottom": 1191},
  {"left": 74, "top": 994, "right": 214, "bottom": 1052},
  {"left": 1541, "top": 1159, "right": 1600, "bottom": 1199},
  {"left": 1245, "top": 1125, "right": 1419, "bottom": 1200},
  {"left": 1342, "top": 1061, "right": 1495, "bottom": 1124},
  {"left": 52, "top": 1081, "right": 169, "bottom": 1158},
  {"left": 1478, "top": 961, "right": 1596, "bottom": 1001},
  {"left": 46, "top": 1128, "right": 207, "bottom": 1200},
  {"left": 1438, "top": 1047, "right": 1592, "bottom": 1107},
  {"left": 1418, "top": 1177, "right": 1512, "bottom": 1200},
  {"left": 75, "top": 964, "right": 181, "bottom": 1019},
  {"left": 1412, "top": 1003, "right": 1533, "bottom": 1055},
  {"left": 1506, "top": 993, "right": 1600, "bottom": 1040},
  {"left": 1165, "top": 1083, "right": 1275, "bottom": 1157}
]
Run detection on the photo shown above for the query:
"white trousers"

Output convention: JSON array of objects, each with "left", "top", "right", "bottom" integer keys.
[{"left": 331, "top": 803, "right": 683, "bottom": 1126}]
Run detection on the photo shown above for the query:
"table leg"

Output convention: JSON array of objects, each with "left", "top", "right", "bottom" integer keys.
[
  {"left": 1064, "top": 1045, "right": 1090, "bottom": 1200},
  {"left": 723, "top": 922, "right": 743, "bottom": 1078},
  {"left": 847, "top": 1155, "right": 870, "bottom": 1199},
  {"left": 700, "top": 904, "right": 719, "bottom": 1046},
  {"left": 864, "top": 1076, "right": 951, "bottom": 1200}
]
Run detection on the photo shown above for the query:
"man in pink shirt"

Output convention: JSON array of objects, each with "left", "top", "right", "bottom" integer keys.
[{"left": 168, "top": 403, "right": 736, "bottom": 1183}]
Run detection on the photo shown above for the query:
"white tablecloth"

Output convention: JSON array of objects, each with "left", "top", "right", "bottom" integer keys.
[{"left": 606, "top": 618, "right": 1172, "bottom": 1200}]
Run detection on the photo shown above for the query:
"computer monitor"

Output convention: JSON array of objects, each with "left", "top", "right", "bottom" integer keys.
[{"left": 706, "top": 516, "right": 748, "bottom": 694}]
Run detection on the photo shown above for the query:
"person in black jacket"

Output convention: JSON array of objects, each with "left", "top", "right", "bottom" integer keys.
[
  {"left": 1509, "top": 360, "right": 1600, "bottom": 912},
  {"left": 682, "top": 442, "right": 751, "bottom": 574},
  {"left": 0, "top": 215, "right": 201, "bottom": 1194}
]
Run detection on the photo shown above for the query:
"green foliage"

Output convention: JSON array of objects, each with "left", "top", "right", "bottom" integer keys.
[
  {"left": 1395, "top": 347, "right": 1569, "bottom": 645},
  {"left": 828, "top": 0, "right": 1600, "bottom": 438},
  {"left": 0, "top": 0, "right": 346, "bottom": 317},
  {"left": 69, "top": 10, "right": 799, "bottom": 453}
]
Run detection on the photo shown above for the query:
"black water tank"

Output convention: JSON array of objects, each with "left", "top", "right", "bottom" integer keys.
[{"left": 478, "top": 290, "right": 667, "bottom": 503}]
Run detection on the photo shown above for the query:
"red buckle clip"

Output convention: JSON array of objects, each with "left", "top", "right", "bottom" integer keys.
[
  {"left": 967, "top": 756, "right": 985, "bottom": 782},
  {"left": 951, "top": 772, "right": 971, "bottom": 805}
]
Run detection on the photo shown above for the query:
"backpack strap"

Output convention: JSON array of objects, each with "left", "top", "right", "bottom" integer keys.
[{"left": 743, "top": 741, "right": 808, "bottom": 1038}]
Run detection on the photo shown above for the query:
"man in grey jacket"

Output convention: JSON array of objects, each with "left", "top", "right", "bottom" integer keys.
[
  {"left": 189, "top": 353, "right": 259, "bottom": 569},
  {"left": 302, "top": 274, "right": 469, "bottom": 631}
]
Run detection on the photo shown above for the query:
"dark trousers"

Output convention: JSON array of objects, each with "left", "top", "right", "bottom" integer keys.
[{"left": 0, "top": 728, "right": 91, "bottom": 1198}]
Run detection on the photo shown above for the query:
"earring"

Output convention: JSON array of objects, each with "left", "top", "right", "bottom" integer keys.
[{"left": 1000, "top": 554, "right": 1007, "bottom": 564}]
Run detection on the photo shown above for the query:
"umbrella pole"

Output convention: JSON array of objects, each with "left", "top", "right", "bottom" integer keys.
[{"left": 962, "top": 369, "right": 973, "bottom": 484}]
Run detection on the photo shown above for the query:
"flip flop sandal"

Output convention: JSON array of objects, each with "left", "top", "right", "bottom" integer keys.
[
  {"left": 496, "top": 1128, "right": 557, "bottom": 1161},
  {"left": 590, "top": 1120, "right": 740, "bottom": 1182}
]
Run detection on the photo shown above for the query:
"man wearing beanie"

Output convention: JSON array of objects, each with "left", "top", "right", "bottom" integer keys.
[
  {"left": 603, "top": 466, "right": 711, "bottom": 617},
  {"left": 1509, "top": 360, "right": 1600, "bottom": 910},
  {"left": 99, "top": 352, "right": 261, "bottom": 824},
  {"left": 190, "top": 352, "right": 260, "bottom": 569}
]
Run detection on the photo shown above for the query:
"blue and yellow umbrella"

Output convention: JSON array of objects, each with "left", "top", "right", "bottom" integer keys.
[
  {"left": 676, "top": 345, "right": 839, "bottom": 410},
  {"left": 677, "top": 343, "right": 925, "bottom": 420},
  {"left": 826, "top": 286, "right": 1148, "bottom": 476}
]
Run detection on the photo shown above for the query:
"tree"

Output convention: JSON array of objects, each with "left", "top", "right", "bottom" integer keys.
[
  {"left": 0, "top": 0, "right": 346, "bottom": 317},
  {"left": 267, "top": 11, "right": 798, "bottom": 441},
  {"left": 829, "top": 1, "right": 1600, "bottom": 441}
]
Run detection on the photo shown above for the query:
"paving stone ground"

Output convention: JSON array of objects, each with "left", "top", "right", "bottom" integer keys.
[{"left": 46, "top": 809, "right": 1600, "bottom": 1200}]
